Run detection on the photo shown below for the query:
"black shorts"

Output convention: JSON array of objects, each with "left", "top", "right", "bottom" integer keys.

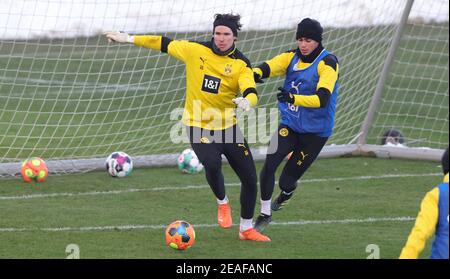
[{"left": 186, "top": 125, "right": 257, "bottom": 184}]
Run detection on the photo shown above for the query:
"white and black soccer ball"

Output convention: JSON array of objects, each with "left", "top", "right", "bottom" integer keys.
[
  {"left": 106, "top": 151, "right": 133, "bottom": 177},
  {"left": 177, "top": 149, "right": 203, "bottom": 174}
]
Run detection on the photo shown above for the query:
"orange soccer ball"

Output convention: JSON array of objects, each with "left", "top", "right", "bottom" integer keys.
[
  {"left": 165, "top": 220, "right": 196, "bottom": 251},
  {"left": 20, "top": 157, "right": 48, "bottom": 183}
]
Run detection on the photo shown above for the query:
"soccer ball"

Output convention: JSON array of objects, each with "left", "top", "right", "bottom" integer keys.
[
  {"left": 106, "top": 151, "right": 133, "bottom": 177},
  {"left": 165, "top": 220, "right": 196, "bottom": 250},
  {"left": 177, "top": 149, "right": 203, "bottom": 174},
  {"left": 20, "top": 157, "right": 48, "bottom": 183}
]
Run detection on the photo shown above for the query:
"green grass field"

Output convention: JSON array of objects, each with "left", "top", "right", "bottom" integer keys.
[{"left": 0, "top": 157, "right": 444, "bottom": 259}]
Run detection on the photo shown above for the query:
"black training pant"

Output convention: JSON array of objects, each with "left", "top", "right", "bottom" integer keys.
[{"left": 260, "top": 124, "right": 328, "bottom": 200}]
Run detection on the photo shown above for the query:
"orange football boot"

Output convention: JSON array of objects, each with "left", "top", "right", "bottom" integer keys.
[
  {"left": 239, "top": 228, "right": 271, "bottom": 242},
  {"left": 218, "top": 203, "right": 232, "bottom": 228}
]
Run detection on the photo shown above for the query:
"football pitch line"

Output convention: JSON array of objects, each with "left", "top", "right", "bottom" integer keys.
[
  {"left": 0, "top": 216, "right": 415, "bottom": 233},
  {"left": 0, "top": 172, "right": 441, "bottom": 201}
]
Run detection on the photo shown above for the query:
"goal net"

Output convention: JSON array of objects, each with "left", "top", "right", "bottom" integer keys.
[{"left": 0, "top": 0, "right": 448, "bottom": 175}]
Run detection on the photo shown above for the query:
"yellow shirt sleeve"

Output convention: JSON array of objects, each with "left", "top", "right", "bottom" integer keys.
[
  {"left": 399, "top": 187, "right": 439, "bottom": 259},
  {"left": 293, "top": 95, "right": 321, "bottom": 107},
  {"left": 239, "top": 66, "right": 256, "bottom": 91},
  {"left": 245, "top": 93, "right": 258, "bottom": 107},
  {"left": 133, "top": 35, "right": 190, "bottom": 63},
  {"left": 239, "top": 66, "right": 258, "bottom": 107},
  {"left": 317, "top": 60, "right": 339, "bottom": 93},
  {"left": 133, "top": 35, "right": 162, "bottom": 50},
  {"left": 265, "top": 52, "right": 295, "bottom": 78}
]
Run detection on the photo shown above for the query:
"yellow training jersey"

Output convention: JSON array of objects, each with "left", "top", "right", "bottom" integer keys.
[{"left": 133, "top": 35, "right": 257, "bottom": 130}]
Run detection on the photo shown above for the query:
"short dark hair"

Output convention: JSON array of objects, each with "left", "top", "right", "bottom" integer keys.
[
  {"left": 442, "top": 147, "right": 449, "bottom": 174},
  {"left": 213, "top": 13, "right": 242, "bottom": 37}
]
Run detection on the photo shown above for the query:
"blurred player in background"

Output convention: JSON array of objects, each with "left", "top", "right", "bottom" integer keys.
[
  {"left": 105, "top": 13, "right": 270, "bottom": 242},
  {"left": 400, "top": 148, "right": 449, "bottom": 259},
  {"left": 252, "top": 18, "right": 339, "bottom": 231}
]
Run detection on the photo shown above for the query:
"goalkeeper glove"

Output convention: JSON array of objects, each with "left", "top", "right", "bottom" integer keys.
[
  {"left": 104, "top": 31, "right": 134, "bottom": 43},
  {"left": 277, "top": 87, "right": 295, "bottom": 104},
  {"left": 232, "top": 97, "right": 251, "bottom": 112}
]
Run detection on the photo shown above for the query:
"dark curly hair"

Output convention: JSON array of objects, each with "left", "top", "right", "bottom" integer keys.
[
  {"left": 214, "top": 13, "right": 242, "bottom": 30},
  {"left": 213, "top": 13, "right": 242, "bottom": 37}
]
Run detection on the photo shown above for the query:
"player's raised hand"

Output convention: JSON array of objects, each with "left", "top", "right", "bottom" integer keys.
[{"left": 104, "top": 31, "right": 133, "bottom": 43}]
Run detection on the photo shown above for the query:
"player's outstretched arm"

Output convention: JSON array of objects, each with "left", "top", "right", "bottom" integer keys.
[{"left": 105, "top": 32, "right": 187, "bottom": 62}]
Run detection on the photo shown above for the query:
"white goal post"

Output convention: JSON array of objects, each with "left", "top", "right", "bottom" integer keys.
[{"left": 0, "top": 0, "right": 448, "bottom": 175}]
